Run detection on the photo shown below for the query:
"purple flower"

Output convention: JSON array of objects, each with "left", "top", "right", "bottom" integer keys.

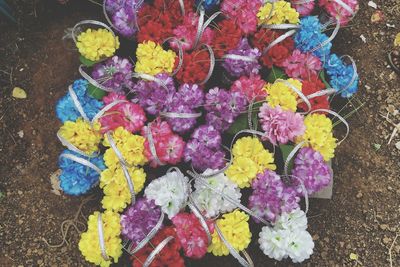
[
  {"left": 176, "top": 83, "right": 204, "bottom": 108},
  {"left": 222, "top": 38, "right": 261, "bottom": 78},
  {"left": 191, "top": 124, "right": 222, "bottom": 149},
  {"left": 249, "top": 170, "right": 300, "bottom": 223},
  {"left": 105, "top": 0, "right": 125, "bottom": 13},
  {"left": 120, "top": 198, "right": 162, "bottom": 244},
  {"left": 292, "top": 147, "right": 332, "bottom": 195},
  {"left": 205, "top": 87, "right": 248, "bottom": 132},
  {"left": 164, "top": 104, "right": 198, "bottom": 134},
  {"left": 258, "top": 103, "right": 306, "bottom": 145},
  {"left": 132, "top": 73, "right": 175, "bottom": 115},
  {"left": 92, "top": 56, "right": 133, "bottom": 91},
  {"left": 112, "top": 8, "right": 139, "bottom": 37}
]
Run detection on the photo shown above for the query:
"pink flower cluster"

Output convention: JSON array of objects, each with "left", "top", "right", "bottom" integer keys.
[
  {"left": 172, "top": 212, "right": 214, "bottom": 259},
  {"left": 319, "top": 0, "right": 359, "bottom": 25},
  {"left": 291, "top": 0, "right": 316, "bottom": 16},
  {"left": 230, "top": 74, "right": 267, "bottom": 102},
  {"left": 258, "top": 104, "right": 305, "bottom": 145},
  {"left": 221, "top": 0, "right": 263, "bottom": 34},
  {"left": 100, "top": 92, "right": 146, "bottom": 133},
  {"left": 282, "top": 50, "right": 322, "bottom": 80},
  {"left": 141, "top": 119, "right": 185, "bottom": 167}
]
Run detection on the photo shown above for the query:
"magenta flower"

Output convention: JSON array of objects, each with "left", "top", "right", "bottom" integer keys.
[
  {"left": 282, "top": 49, "right": 322, "bottom": 80},
  {"left": 291, "top": 0, "right": 315, "bottom": 16},
  {"left": 258, "top": 103, "right": 305, "bottom": 145},
  {"left": 230, "top": 74, "right": 266, "bottom": 102}
]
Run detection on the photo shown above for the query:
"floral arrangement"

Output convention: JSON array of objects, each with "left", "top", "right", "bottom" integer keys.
[{"left": 55, "top": 0, "right": 359, "bottom": 266}]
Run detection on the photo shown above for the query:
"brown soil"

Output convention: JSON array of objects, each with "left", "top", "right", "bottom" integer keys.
[{"left": 1, "top": 0, "right": 399, "bottom": 266}]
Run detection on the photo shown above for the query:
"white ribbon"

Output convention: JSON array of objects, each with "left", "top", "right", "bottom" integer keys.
[
  {"left": 97, "top": 213, "right": 109, "bottom": 261},
  {"left": 59, "top": 153, "right": 102, "bottom": 175},
  {"left": 263, "top": 30, "right": 297, "bottom": 54},
  {"left": 68, "top": 85, "right": 90, "bottom": 122},
  {"left": 142, "top": 236, "right": 174, "bottom": 267}
]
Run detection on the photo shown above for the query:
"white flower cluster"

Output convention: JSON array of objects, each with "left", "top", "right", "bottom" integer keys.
[
  {"left": 144, "top": 170, "right": 189, "bottom": 219},
  {"left": 258, "top": 209, "right": 314, "bottom": 263},
  {"left": 192, "top": 169, "right": 242, "bottom": 218}
]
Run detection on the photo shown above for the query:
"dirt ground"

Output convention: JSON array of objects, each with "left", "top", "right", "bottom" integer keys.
[{"left": 0, "top": 0, "right": 399, "bottom": 266}]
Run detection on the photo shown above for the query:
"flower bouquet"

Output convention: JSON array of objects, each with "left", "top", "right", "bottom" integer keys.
[{"left": 54, "top": 0, "right": 359, "bottom": 266}]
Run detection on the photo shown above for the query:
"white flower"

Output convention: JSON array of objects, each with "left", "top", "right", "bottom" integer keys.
[
  {"left": 259, "top": 227, "right": 289, "bottom": 261},
  {"left": 274, "top": 208, "right": 307, "bottom": 232},
  {"left": 286, "top": 229, "right": 314, "bottom": 263},
  {"left": 144, "top": 171, "right": 189, "bottom": 219},
  {"left": 192, "top": 169, "right": 242, "bottom": 218}
]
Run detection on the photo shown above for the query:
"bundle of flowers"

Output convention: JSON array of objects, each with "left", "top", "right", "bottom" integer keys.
[{"left": 54, "top": 0, "right": 359, "bottom": 266}]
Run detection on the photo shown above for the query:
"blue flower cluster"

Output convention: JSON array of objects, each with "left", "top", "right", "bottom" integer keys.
[
  {"left": 56, "top": 79, "right": 104, "bottom": 123},
  {"left": 295, "top": 16, "right": 358, "bottom": 97},
  {"left": 325, "top": 54, "right": 359, "bottom": 98},
  {"left": 196, "top": 0, "right": 220, "bottom": 11},
  {"left": 58, "top": 150, "right": 105, "bottom": 196},
  {"left": 294, "top": 16, "right": 332, "bottom": 62}
]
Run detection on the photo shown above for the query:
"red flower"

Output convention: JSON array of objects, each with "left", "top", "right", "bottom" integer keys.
[
  {"left": 211, "top": 19, "right": 242, "bottom": 58},
  {"left": 298, "top": 74, "right": 330, "bottom": 112},
  {"left": 131, "top": 227, "right": 184, "bottom": 267},
  {"left": 175, "top": 49, "right": 210, "bottom": 84},
  {"left": 251, "top": 29, "right": 294, "bottom": 68}
]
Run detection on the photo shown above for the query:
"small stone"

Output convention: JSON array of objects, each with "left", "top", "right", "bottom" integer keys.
[
  {"left": 18, "top": 190, "right": 22, "bottom": 195},
  {"left": 383, "top": 236, "right": 391, "bottom": 244},
  {"left": 356, "top": 192, "right": 363, "bottom": 198},
  {"left": 380, "top": 224, "right": 389, "bottom": 230},
  {"left": 17, "top": 130, "right": 24, "bottom": 138},
  {"left": 18, "top": 219, "right": 23, "bottom": 225},
  {"left": 339, "top": 242, "right": 345, "bottom": 248}
]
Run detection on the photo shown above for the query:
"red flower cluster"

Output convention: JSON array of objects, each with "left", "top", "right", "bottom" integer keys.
[
  {"left": 251, "top": 29, "right": 294, "bottom": 69},
  {"left": 175, "top": 49, "right": 211, "bottom": 84},
  {"left": 172, "top": 212, "right": 214, "bottom": 259},
  {"left": 211, "top": 19, "right": 242, "bottom": 58},
  {"left": 298, "top": 74, "right": 330, "bottom": 112},
  {"left": 131, "top": 226, "right": 184, "bottom": 267},
  {"left": 230, "top": 74, "right": 267, "bottom": 102},
  {"left": 141, "top": 119, "right": 185, "bottom": 167}
]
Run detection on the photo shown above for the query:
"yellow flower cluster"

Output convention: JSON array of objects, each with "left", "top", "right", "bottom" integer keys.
[
  {"left": 59, "top": 118, "right": 102, "bottom": 155},
  {"left": 79, "top": 210, "right": 122, "bottom": 267},
  {"left": 103, "top": 127, "right": 148, "bottom": 169},
  {"left": 265, "top": 78, "right": 302, "bottom": 112},
  {"left": 208, "top": 210, "right": 252, "bottom": 256},
  {"left": 76, "top": 28, "right": 120, "bottom": 61},
  {"left": 100, "top": 166, "right": 146, "bottom": 212},
  {"left": 296, "top": 113, "right": 337, "bottom": 161},
  {"left": 257, "top": 1, "right": 300, "bottom": 25},
  {"left": 225, "top": 137, "right": 276, "bottom": 188},
  {"left": 134, "top": 41, "right": 176, "bottom": 76}
]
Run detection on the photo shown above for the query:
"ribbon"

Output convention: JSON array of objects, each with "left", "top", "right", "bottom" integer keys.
[
  {"left": 262, "top": 24, "right": 300, "bottom": 30},
  {"left": 123, "top": 212, "right": 165, "bottom": 255},
  {"left": 336, "top": 55, "right": 359, "bottom": 97},
  {"left": 145, "top": 122, "right": 165, "bottom": 166},
  {"left": 310, "top": 109, "right": 349, "bottom": 145},
  {"left": 68, "top": 84, "right": 90, "bottom": 122},
  {"left": 57, "top": 130, "right": 96, "bottom": 158},
  {"left": 333, "top": 0, "right": 355, "bottom": 15},
  {"left": 187, "top": 197, "right": 212, "bottom": 245},
  {"left": 297, "top": 88, "right": 337, "bottom": 103},
  {"left": 291, "top": 0, "right": 314, "bottom": 4},
  {"left": 78, "top": 65, "right": 114, "bottom": 92},
  {"left": 214, "top": 224, "right": 254, "bottom": 267},
  {"left": 106, "top": 132, "right": 136, "bottom": 203},
  {"left": 200, "top": 44, "right": 216, "bottom": 85},
  {"left": 59, "top": 153, "right": 102, "bottom": 175},
  {"left": 91, "top": 100, "right": 128, "bottom": 123},
  {"left": 192, "top": 7, "right": 221, "bottom": 50},
  {"left": 132, "top": 72, "right": 170, "bottom": 92},
  {"left": 276, "top": 79, "right": 312, "bottom": 114},
  {"left": 159, "top": 111, "right": 202, "bottom": 119},
  {"left": 142, "top": 236, "right": 174, "bottom": 267},
  {"left": 71, "top": 20, "right": 118, "bottom": 50},
  {"left": 178, "top": 0, "right": 185, "bottom": 16},
  {"left": 163, "top": 37, "right": 184, "bottom": 76},
  {"left": 263, "top": 29, "right": 297, "bottom": 54},
  {"left": 222, "top": 54, "right": 258, "bottom": 63},
  {"left": 97, "top": 213, "right": 110, "bottom": 261},
  {"left": 310, "top": 19, "right": 340, "bottom": 53}
]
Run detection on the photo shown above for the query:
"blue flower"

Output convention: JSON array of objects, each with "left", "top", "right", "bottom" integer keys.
[
  {"left": 56, "top": 79, "right": 104, "bottom": 123},
  {"left": 196, "top": 0, "right": 220, "bottom": 11},
  {"left": 58, "top": 150, "right": 105, "bottom": 196}
]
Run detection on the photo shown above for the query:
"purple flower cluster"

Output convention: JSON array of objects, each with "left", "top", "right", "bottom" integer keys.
[
  {"left": 249, "top": 170, "right": 300, "bottom": 223},
  {"left": 92, "top": 56, "right": 133, "bottom": 92},
  {"left": 205, "top": 87, "right": 248, "bottom": 132},
  {"left": 222, "top": 38, "right": 261, "bottom": 78},
  {"left": 105, "top": 0, "right": 143, "bottom": 38},
  {"left": 164, "top": 84, "right": 204, "bottom": 134},
  {"left": 292, "top": 147, "right": 332, "bottom": 195},
  {"left": 184, "top": 124, "right": 226, "bottom": 172},
  {"left": 132, "top": 73, "right": 175, "bottom": 115},
  {"left": 120, "top": 198, "right": 162, "bottom": 244}
]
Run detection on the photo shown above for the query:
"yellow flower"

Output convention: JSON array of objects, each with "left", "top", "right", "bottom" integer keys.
[
  {"left": 232, "top": 136, "right": 265, "bottom": 158},
  {"left": 79, "top": 210, "right": 122, "bottom": 267},
  {"left": 208, "top": 210, "right": 252, "bottom": 256},
  {"left": 100, "top": 166, "right": 146, "bottom": 212},
  {"left": 76, "top": 28, "right": 120, "bottom": 61},
  {"left": 58, "top": 118, "right": 102, "bottom": 155},
  {"left": 257, "top": 1, "right": 300, "bottom": 25},
  {"left": 134, "top": 41, "right": 176, "bottom": 76},
  {"left": 225, "top": 157, "right": 258, "bottom": 188},
  {"left": 253, "top": 149, "right": 277, "bottom": 173},
  {"left": 265, "top": 78, "right": 302, "bottom": 112},
  {"left": 103, "top": 127, "right": 148, "bottom": 169},
  {"left": 296, "top": 113, "right": 337, "bottom": 161}
]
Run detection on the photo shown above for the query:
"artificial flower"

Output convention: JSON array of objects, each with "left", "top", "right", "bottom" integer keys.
[
  {"left": 257, "top": 1, "right": 300, "bottom": 25},
  {"left": 76, "top": 28, "right": 120, "bottom": 61},
  {"left": 134, "top": 41, "right": 176, "bottom": 76},
  {"left": 265, "top": 78, "right": 302, "bottom": 112}
]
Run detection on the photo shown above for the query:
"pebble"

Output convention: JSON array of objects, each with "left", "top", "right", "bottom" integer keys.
[
  {"left": 356, "top": 192, "right": 363, "bottom": 198},
  {"left": 380, "top": 224, "right": 389, "bottom": 230},
  {"left": 383, "top": 236, "right": 392, "bottom": 244}
]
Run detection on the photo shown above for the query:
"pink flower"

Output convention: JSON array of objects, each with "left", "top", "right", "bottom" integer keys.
[
  {"left": 319, "top": 0, "right": 358, "bottom": 25},
  {"left": 157, "top": 135, "right": 185, "bottom": 165},
  {"left": 282, "top": 49, "right": 322, "bottom": 80},
  {"left": 172, "top": 212, "right": 213, "bottom": 259},
  {"left": 221, "top": 0, "right": 262, "bottom": 34},
  {"left": 258, "top": 103, "right": 305, "bottom": 145},
  {"left": 230, "top": 74, "right": 267, "bottom": 102},
  {"left": 102, "top": 91, "right": 126, "bottom": 105},
  {"left": 291, "top": 0, "right": 315, "bottom": 16},
  {"left": 119, "top": 103, "right": 146, "bottom": 133}
]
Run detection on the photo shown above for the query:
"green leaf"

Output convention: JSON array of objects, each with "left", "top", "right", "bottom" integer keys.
[
  {"left": 87, "top": 84, "right": 107, "bottom": 100},
  {"left": 227, "top": 102, "right": 262, "bottom": 135},
  {"left": 266, "top": 66, "right": 288, "bottom": 83},
  {"left": 79, "top": 55, "right": 97, "bottom": 67},
  {"left": 319, "top": 71, "right": 331, "bottom": 89},
  {"left": 280, "top": 144, "right": 295, "bottom": 174}
]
